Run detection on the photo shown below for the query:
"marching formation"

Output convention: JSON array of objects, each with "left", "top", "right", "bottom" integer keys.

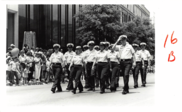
[{"left": 6, "top": 35, "right": 152, "bottom": 95}]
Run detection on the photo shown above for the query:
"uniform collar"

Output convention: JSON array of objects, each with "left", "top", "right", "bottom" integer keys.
[
  {"left": 100, "top": 50, "right": 105, "bottom": 53},
  {"left": 121, "top": 42, "right": 129, "bottom": 47},
  {"left": 141, "top": 49, "right": 146, "bottom": 52},
  {"left": 68, "top": 51, "right": 73, "bottom": 53},
  {"left": 54, "top": 51, "right": 60, "bottom": 54}
]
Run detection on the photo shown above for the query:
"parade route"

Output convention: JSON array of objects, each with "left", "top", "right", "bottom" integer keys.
[{"left": 6, "top": 73, "right": 155, "bottom": 107}]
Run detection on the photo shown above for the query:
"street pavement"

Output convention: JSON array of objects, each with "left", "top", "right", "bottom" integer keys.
[{"left": 6, "top": 73, "right": 155, "bottom": 107}]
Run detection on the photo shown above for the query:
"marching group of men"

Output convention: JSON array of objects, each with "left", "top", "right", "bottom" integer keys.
[{"left": 49, "top": 35, "right": 151, "bottom": 95}]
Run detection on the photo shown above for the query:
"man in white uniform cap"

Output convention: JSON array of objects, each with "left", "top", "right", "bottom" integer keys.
[
  {"left": 64, "top": 43, "right": 75, "bottom": 90},
  {"left": 112, "top": 35, "right": 136, "bottom": 95},
  {"left": 140, "top": 42, "right": 151, "bottom": 87},
  {"left": 49, "top": 44, "right": 65, "bottom": 93}
]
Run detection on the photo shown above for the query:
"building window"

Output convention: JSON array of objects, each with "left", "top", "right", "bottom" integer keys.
[
  {"left": 68, "top": 5, "right": 73, "bottom": 43},
  {"left": 52, "top": 5, "right": 58, "bottom": 44},
  {"left": 43, "top": 5, "right": 52, "bottom": 48},
  {"left": 7, "top": 12, "right": 15, "bottom": 50},
  {"left": 61, "top": 5, "right": 66, "bottom": 47},
  {"left": 18, "top": 5, "right": 26, "bottom": 48}
]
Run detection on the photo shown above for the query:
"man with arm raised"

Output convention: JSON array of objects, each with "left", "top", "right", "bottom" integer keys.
[{"left": 112, "top": 35, "right": 136, "bottom": 95}]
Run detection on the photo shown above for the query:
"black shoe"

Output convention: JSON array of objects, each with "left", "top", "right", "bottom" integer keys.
[
  {"left": 84, "top": 86, "right": 90, "bottom": 89},
  {"left": 134, "top": 85, "right": 138, "bottom": 88},
  {"left": 142, "top": 84, "right": 146, "bottom": 87},
  {"left": 106, "top": 85, "right": 110, "bottom": 89},
  {"left": 56, "top": 90, "right": 62, "bottom": 92},
  {"left": 79, "top": 90, "right": 83, "bottom": 93},
  {"left": 122, "top": 91, "right": 127, "bottom": 95},
  {"left": 116, "top": 84, "right": 119, "bottom": 88},
  {"left": 87, "top": 88, "right": 93, "bottom": 91},
  {"left": 100, "top": 91, "right": 105, "bottom": 94},
  {"left": 66, "top": 88, "right": 73, "bottom": 90},
  {"left": 51, "top": 89, "right": 55, "bottom": 93},
  {"left": 126, "top": 90, "right": 129, "bottom": 93},
  {"left": 93, "top": 88, "right": 95, "bottom": 91},
  {"left": 72, "top": 90, "right": 76, "bottom": 94},
  {"left": 95, "top": 84, "right": 99, "bottom": 88}
]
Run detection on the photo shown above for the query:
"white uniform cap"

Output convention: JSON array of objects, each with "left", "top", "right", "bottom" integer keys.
[
  {"left": 76, "top": 46, "right": 82, "bottom": 49},
  {"left": 140, "top": 42, "right": 146, "bottom": 46},
  {"left": 53, "top": 44, "right": 60, "bottom": 48},
  {"left": 83, "top": 45, "right": 88, "bottom": 48},
  {"left": 94, "top": 45, "right": 99, "bottom": 49},
  {"left": 105, "top": 42, "right": 110, "bottom": 46},
  {"left": 87, "top": 41, "right": 95, "bottom": 46},
  {"left": 132, "top": 44, "right": 139, "bottom": 47},
  {"left": 10, "top": 44, "right": 15, "bottom": 47},
  {"left": 119, "top": 35, "right": 127, "bottom": 40},
  {"left": 67, "top": 43, "right": 74, "bottom": 47},
  {"left": 100, "top": 42, "right": 105, "bottom": 45}
]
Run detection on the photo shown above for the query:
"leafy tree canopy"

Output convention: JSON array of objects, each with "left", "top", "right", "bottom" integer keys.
[{"left": 74, "top": 5, "right": 155, "bottom": 55}]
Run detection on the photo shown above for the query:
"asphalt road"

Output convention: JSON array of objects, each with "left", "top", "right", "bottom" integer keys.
[{"left": 6, "top": 73, "right": 155, "bottom": 107}]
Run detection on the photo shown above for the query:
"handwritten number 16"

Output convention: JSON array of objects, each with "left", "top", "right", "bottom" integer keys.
[{"left": 164, "top": 31, "right": 177, "bottom": 48}]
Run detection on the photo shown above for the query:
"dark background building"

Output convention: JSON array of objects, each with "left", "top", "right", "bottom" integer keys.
[{"left": 7, "top": 4, "right": 150, "bottom": 52}]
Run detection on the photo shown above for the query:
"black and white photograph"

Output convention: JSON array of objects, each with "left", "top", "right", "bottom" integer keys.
[{"left": 5, "top": 4, "right": 155, "bottom": 107}]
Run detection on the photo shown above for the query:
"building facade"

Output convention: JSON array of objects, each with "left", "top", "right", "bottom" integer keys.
[{"left": 6, "top": 4, "right": 150, "bottom": 51}]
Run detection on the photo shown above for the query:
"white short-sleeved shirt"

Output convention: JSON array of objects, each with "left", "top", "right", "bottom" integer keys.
[
  {"left": 19, "top": 55, "right": 27, "bottom": 63},
  {"left": 72, "top": 54, "right": 84, "bottom": 66},
  {"left": 105, "top": 49, "right": 111, "bottom": 54},
  {"left": 107, "top": 51, "right": 120, "bottom": 63},
  {"left": 135, "top": 50, "right": 143, "bottom": 62},
  {"left": 64, "top": 51, "right": 76, "bottom": 64},
  {"left": 10, "top": 61, "right": 19, "bottom": 71},
  {"left": 83, "top": 49, "right": 91, "bottom": 59},
  {"left": 49, "top": 52, "right": 64, "bottom": 64},
  {"left": 96, "top": 50, "right": 108, "bottom": 62},
  {"left": 26, "top": 56, "right": 34, "bottom": 67},
  {"left": 34, "top": 57, "right": 42, "bottom": 65},
  {"left": 140, "top": 49, "right": 151, "bottom": 61},
  {"left": 84, "top": 49, "right": 97, "bottom": 63},
  {"left": 116, "top": 42, "right": 135, "bottom": 59}
]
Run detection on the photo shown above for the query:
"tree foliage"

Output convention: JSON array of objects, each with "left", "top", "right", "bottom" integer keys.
[
  {"left": 74, "top": 5, "right": 122, "bottom": 45},
  {"left": 75, "top": 5, "right": 155, "bottom": 55},
  {"left": 120, "top": 16, "right": 155, "bottom": 55}
]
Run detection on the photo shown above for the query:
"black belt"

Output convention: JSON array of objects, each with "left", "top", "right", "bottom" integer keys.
[
  {"left": 98, "top": 62, "right": 107, "bottom": 63},
  {"left": 52, "top": 63, "right": 61, "bottom": 65},
  {"left": 74, "top": 65, "right": 82, "bottom": 66},
  {"left": 120, "top": 59, "right": 131, "bottom": 61},
  {"left": 111, "top": 61, "right": 118, "bottom": 64},
  {"left": 87, "top": 62, "right": 94, "bottom": 63}
]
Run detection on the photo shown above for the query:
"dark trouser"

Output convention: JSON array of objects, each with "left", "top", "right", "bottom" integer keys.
[
  {"left": 133, "top": 61, "right": 142, "bottom": 86},
  {"left": 45, "top": 71, "right": 50, "bottom": 83},
  {"left": 28, "top": 66, "right": 34, "bottom": 81},
  {"left": 70, "top": 65, "right": 83, "bottom": 91},
  {"left": 51, "top": 64, "right": 62, "bottom": 91},
  {"left": 86, "top": 62, "right": 95, "bottom": 89},
  {"left": 105, "top": 68, "right": 111, "bottom": 87},
  {"left": 66, "top": 64, "right": 73, "bottom": 89},
  {"left": 6, "top": 71, "right": 10, "bottom": 81},
  {"left": 110, "top": 62, "right": 120, "bottom": 90},
  {"left": 45, "top": 70, "right": 53, "bottom": 83},
  {"left": 120, "top": 59, "right": 132, "bottom": 91},
  {"left": 97, "top": 62, "right": 109, "bottom": 92},
  {"left": 141, "top": 61, "right": 148, "bottom": 85},
  {"left": 83, "top": 66, "right": 89, "bottom": 87},
  {"left": 10, "top": 71, "right": 19, "bottom": 84},
  {"left": 95, "top": 64, "right": 99, "bottom": 87}
]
